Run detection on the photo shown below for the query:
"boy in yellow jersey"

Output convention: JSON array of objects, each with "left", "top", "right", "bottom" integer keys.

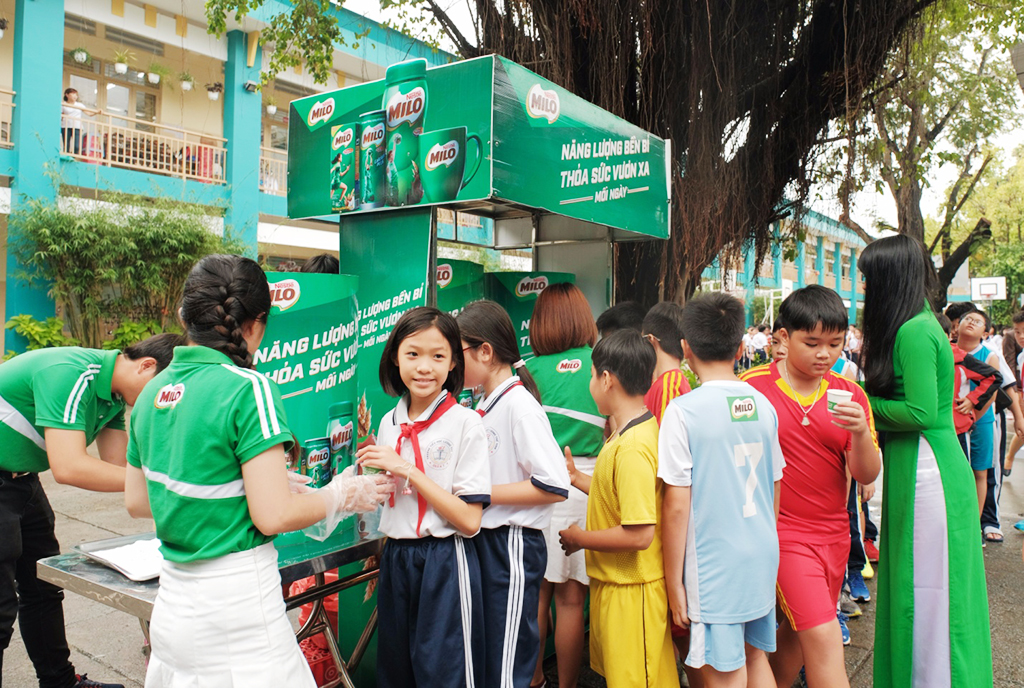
[{"left": 559, "top": 330, "right": 679, "bottom": 688}]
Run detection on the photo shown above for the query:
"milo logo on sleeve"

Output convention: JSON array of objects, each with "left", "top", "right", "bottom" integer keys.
[
  {"left": 386, "top": 87, "right": 426, "bottom": 130},
  {"left": 154, "top": 383, "right": 185, "bottom": 409},
  {"left": 268, "top": 279, "right": 300, "bottom": 312},
  {"left": 515, "top": 275, "right": 549, "bottom": 298},
  {"left": 526, "top": 84, "right": 560, "bottom": 124},
  {"left": 728, "top": 396, "right": 759, "bottom": 422},
  {"left": 425, "top": 140, "right": 460, "bottom": 171},
  {"left": 556, "top": 359, "right": 582, "bottom": 373}
]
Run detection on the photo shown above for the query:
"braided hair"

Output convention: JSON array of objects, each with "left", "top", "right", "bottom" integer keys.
[{"left": 181, "top": 255, "right": 270, "bottom": 368}]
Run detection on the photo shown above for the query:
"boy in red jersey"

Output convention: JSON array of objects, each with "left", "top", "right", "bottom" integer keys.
[
  {"left": 642, "top": 302, "right": 692, "bottom": 425},
  {"left": 740, "top": 285, "right": 880, "bottom": 688}
]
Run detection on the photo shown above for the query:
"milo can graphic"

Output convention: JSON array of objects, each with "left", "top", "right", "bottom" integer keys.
[
  {"left": 330, "top": 123, "right": 359, "bottom": 213},
  {"left": 457, "top": 388, "right": 476, "bottom": 409},
  {"left": 382, "top": 59, "right": 427, "bottom": 207},
  {"left": 358, "top": 110, "right": 386, "bottom": 210},
  {"left": 302, "top": 437, "right": 333, "bottom": 488},
  {"left": 327, "top": 401, "right": 355, "bottom": 477}
]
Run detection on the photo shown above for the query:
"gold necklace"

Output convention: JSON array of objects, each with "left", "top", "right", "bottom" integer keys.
[{"left": 780, "top": 361, "right": 823, "bottom": 426}]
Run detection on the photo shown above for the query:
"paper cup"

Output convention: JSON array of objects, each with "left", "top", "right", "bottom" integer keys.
[{"left": 827, "top": 389, "right": 854, "bottom": 413}]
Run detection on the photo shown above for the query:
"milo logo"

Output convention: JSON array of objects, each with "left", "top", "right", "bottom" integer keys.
[
  {"left": 437, "top": 263, "right": 453, "bottom": 288},
  {"left": 153, "top": 383, "right": 185, "bottom": 409},
  {"left": 330, "top": 421, "right": 354, "bottom": 453},
  {"left": 526, "top": 84, "right": 560, "bottom": 124},
  {"left": 557, "top": 359, "right": 582, "bottom": 373},
  {"left": 361, "top": 123, "right": 385, "bottom": 148},
  {"left": 307, "top": 447, "right": 330, "bottom": 467},
  {"left": 728, "top": 396, "right": 759, "bottom": 422},
  {"left": 307, "top": 98, "right": 335, "bottom": 128},
  {"left": 425, "top": 140, "right": 459, "bottom": 171},
  {"left": 268, "top": 279, "right": 300, "bottom": 312},
  {"left": 386, "top": 87, "right": 425, "bottom": 129},
  {"left": 332, "top": 126, "right": 355, "bottom": 151},
  {"left": 516, "top": 275, "right": 549, "bottom": 298}
]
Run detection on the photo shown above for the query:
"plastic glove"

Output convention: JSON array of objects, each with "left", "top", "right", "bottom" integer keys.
[
  {"left": 305, "top": 467, "right": 395, "bottom": 541},
  {"left": 287, "top": 472, "right": 314, "bottom": 494}
]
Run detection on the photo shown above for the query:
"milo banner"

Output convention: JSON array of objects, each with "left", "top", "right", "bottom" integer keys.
[
  {"left": 486, "top": 271, "right": 576, "bottom": 358},
  {"left": 288, "top": 56, "right": 670, "bottom": 239},
  {"left": 436, "top": 259, "right": 486, "bottom": 317},
  {"left": 253, "top": 273, "right": 359, "bottom": 444},
  {"left": 338, "top": 209, "right": 433, "bottom": 444}
]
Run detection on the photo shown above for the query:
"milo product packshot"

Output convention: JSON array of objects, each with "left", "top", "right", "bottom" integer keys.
[
  {"left": 302, "top": 437, "right": 333, "bottom": 488},
  {"left": 327, "top": 401, "right": 355, "bottom": 477},
  {"left": 359, "top": 110, "right": 386, "bottom": 209},
  {"left": 330, "top": 123, "right": 359, "bottom": 213},
  {"left": 383, "top": 59, "right": 427, "bottom": 207}
]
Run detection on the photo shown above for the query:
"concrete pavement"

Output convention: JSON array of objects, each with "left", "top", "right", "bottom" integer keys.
[{"left": 7, "top": 463, "right": 1024, "bottom": 687}]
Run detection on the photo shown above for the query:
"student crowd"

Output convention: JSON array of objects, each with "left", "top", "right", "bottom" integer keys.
[{"left": 0, "top": 233, "right": 1000, "bottom": 688}]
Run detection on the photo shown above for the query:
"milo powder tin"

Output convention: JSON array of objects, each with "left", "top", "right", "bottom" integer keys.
[
  {"left": 330, "top": 123, "right": 359, "bottom": 213},
  {"left": 382, "top": 59, "right": 427, "bottom": 207},
  {"left": 302, "top": 437, "right": 333, "bottom": 488},
  {"left": 327, "top": 401, "right": 355, "bottom": 477},
  {"left": 358, "top": 110, "right": 386, "bottom": 210}
]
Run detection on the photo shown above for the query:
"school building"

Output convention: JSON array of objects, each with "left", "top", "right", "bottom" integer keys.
[
  {"left": 702, "top": 209, "right": 868, "bottom": 326},
  {"left": 0, "top": 0, "right": 452, "bottom": 349}
]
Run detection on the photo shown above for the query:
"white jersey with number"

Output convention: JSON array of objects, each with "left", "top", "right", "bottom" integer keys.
[{"left": 658, "top": 380, "right": 785, "bottom": 624}]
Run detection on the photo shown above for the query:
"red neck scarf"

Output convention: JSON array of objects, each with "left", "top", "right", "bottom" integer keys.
[
  {"left": 395, "top": 392, "right": 458, "bottom": 536},
  {"left": 477, "top": 380, "right": 523, "bottom": 417}
]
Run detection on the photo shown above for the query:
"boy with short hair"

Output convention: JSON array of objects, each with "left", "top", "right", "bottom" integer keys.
[
  {"left": 642, "top": 302, "right": 692, "bottom": 424},
  {"left": 558, "top": 330, "right": 679, "bottom": 688},
  {"left": 596, "top": 301, "right": 647, "bottom": 338},
  {"left": 740, "top": 285, "right": 880, "bottom": 688},
  {"left": 660, "top": 293, "right": 785, "bottom": 688}
]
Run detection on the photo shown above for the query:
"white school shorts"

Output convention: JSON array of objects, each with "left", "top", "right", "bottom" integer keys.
[
  {"left": 542, "top": 457, "right": 596, "bottom": 585},
  {"left": 145, "top": 542, "right": 316, "bottom": 688},
  {"left": 685, "top": 609, "right": 776, "bottom": 673}
]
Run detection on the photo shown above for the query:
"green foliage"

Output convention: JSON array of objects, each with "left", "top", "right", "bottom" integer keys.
[
  {"left": 752, "top": 292, "right": 782, "bottom": 328},
  {"left": 8, "top": 194, "right": 241, "bottom": 349},
  {"left": 4, "top": 315, "right": 79, "bottom": 358},
  {"left": 961, "top": 146, "right": 1024, "bottom": 246},
  {"left": 102, "top": 319, "right": 178, "bottom": 351},
  {"left": 206, "top": 0, "right": 370, "bottom": 86},
  {"left": 971, "top": 240, "right": 1024, "bottom": 325}
]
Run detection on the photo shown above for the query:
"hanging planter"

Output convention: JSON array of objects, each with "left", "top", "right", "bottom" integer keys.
[
  {"left": 112, "top": 48, "right": 134, "bottom": 75},
  {"left": 0, "top": 19, "right": 8, "bottom": 40},
  {"left": 71, "top": 47, "right": 91, "bottom": 64},
  {"left": 265, "top": 96, "right": 278, "bottom": 116},
  {"left": 179, "top": 71, "right": 195, "bottom": 92},
  {"left": 146, "top": 62, "right": 170, "bottom": 86},
  {"left": 206, "top": 82, "right": 223, "bottom": 101}
]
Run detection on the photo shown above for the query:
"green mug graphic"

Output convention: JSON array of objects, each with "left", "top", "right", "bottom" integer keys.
[{"left": 419, "top": 127, "right": 483, "bottom": 203}]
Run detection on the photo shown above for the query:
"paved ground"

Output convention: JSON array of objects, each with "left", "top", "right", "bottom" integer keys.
[{"left": 7, "top": 458, "right": 1024, "bottom": 687}]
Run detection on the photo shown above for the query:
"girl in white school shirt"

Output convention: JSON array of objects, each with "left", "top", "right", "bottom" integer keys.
[
  {"left": 357, "top": 307, "right": 491, "bottom": 688},
  {"left": 457, "top": 301, "right": 571, "bottom": 688}
]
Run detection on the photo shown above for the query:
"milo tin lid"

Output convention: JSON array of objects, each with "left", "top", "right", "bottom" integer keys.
[
  {"left": 385, "top": 59, "right": 427, "bottom": 83},
  {"left": 329, "top": 401, "right": 354, "bottom": 418}
]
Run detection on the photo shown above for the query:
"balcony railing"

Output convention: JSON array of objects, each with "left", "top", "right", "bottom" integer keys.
[
  {"left": 0, "top": 88, "right": 15, "bottom": 149},
  {"left": 260, "top": 147, "right": 287, "bottom": 196},
  {"left": 61, "top": 112, "right": 226, "bottom": 184}
]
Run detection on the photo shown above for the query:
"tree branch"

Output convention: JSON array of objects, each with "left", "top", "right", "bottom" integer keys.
[
  {"left": 422, "top": 0, "right": 480, "bottom": 57},
  {"left": 924, "top": 47, "right": 992, "bottom": 144},
  {"left": 937, "top": 217, "right": 992, "bottom": 288}
]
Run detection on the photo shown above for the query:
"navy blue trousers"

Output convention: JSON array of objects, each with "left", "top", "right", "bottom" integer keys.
[
  {"left": 475, "top": 526, "right": 546, "bottom": 688},
  {"left": 376, "top": 536, "right": 485, "bottom": 688}
]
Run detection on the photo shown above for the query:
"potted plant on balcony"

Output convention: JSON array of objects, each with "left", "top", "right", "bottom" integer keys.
[
  {"left": 0, "top": 19, "right": 8, "bottom": 40},
  {"left": 206, "top": 82, "right": 223, "bottom": 101},
  {"left": 147, "top": 63, "right": 170, "bottom": 85},
  {"left": 71, "top": 47, "right": 91, "bottom": 64},
  {"left": 265, "top": 96, "right": 278, "bottom": 116},
  {"left": 178, "top": 71, "right": 196, "bottom": 92},
  {"left": 112, "top": 48, "right": 134, "bottom": 75}
]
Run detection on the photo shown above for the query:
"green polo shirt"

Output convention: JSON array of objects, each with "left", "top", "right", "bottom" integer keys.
[
  {"left": 525, "top": 346, "right": 605, "bottom": 458},
  {"left": 127, "top": 346, "right": 294, "bottom": 563},
  {"left": 0, "top": 348, "right": 126, "bottom": 473}
]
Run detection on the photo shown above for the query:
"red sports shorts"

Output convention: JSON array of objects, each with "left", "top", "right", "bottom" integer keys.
[{"left": 776, "top": 538, "right": 851, "bottom": 632}]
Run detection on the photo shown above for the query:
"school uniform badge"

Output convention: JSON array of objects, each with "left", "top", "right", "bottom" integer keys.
[
  {"left": 425, "top": 439, "right": 455, "bottom": 469},
  {"left": 486, "top": 427, "right": 500, "bottom": 455}
]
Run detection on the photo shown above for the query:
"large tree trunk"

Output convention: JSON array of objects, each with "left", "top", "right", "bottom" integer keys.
[{"left": 896, "top": 180, "right": 926, "bottom": 243}]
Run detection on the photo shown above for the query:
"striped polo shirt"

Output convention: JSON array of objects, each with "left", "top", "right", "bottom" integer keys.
[
  {"left": 127, "top": 346, "right": 294, "bottom": 563},
  {"left": 524, "top": 346, "right": 605, "bottom": 458},
  {"left": 0, "top": 347, "right": 126, "bottom": 473}
]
